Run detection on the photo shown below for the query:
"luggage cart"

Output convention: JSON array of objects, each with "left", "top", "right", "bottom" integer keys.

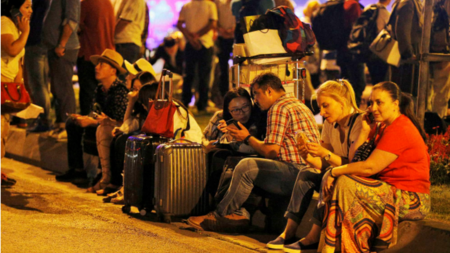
[{"left": 230, "top": 52, "right": 313, "bottom": 103}]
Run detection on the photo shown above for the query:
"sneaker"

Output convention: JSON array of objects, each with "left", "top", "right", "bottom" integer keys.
[
  {"left": 55, "top": 169, "right": 86, "bottom": 182},
  {"left": 266, "top": 236, "right": 299, "bottom": 250},
  {"left": 283, "top": 240, "right": 319, "bottom": 253},
  {"left": 187, "top": 212, "right": 250, "bottom": 233},
  {"left": 28, "top": 123, "right": 51, "bottom": 133}
]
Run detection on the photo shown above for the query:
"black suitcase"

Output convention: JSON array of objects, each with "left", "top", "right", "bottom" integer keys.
[
  {"left": 122, "top": 134, "right": 165, "bottom": 215},
  {"left": 154, "top": 140, "right": 208, "bottom": 223}
]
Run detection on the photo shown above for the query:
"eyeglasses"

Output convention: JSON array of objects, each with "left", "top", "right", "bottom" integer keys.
[{"left": 229, "top": 104, "right": 251, "bottom": 115}]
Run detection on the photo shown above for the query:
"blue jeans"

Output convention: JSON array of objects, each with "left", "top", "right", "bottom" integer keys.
[
  {"left": 216, "top": 158, "right": 304, "bottom": 219},
  {"left": 284, "top": 168, "right": 324, "bottom": 224},
  {"left": 24, "top": 44, "right": 49, "bottom": 123}
]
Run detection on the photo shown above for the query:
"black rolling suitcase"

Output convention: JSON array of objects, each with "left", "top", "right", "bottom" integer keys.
[
  {"left": 154, "top": 140, "right": 208, "bottom": 223},
  {"left": 122, "top": 134, "right": 165, "bottom": 215}
]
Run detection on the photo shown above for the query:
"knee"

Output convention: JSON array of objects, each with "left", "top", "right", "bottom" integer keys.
[{"left": 233, "top": 159, "right": 257, "bottom": 179}]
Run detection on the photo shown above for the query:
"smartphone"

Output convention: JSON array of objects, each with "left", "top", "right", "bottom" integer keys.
[
  {"left": 10, "top": 8, "right": 22, "bottom": 24},
  {"left": 366, "top": 112, "right": 375, "bottom": 124},
  {"left": 226, "top": 119, "right": 242, "bottom": 130}
]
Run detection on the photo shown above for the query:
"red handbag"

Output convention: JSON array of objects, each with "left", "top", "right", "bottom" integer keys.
[
  {"left": 1, "top": 82, "right": 31, "bottom": 114},
  {"left": 141, "top": 70, "right": 177, "bottom": 138}
]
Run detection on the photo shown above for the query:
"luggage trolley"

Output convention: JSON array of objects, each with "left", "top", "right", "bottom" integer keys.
[{"left": 230, "top": 52, "right": 313, "bottom": 103}]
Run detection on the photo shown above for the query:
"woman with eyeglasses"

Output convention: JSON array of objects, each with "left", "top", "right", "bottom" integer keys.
[
  {"left": 203, "top": 87, "right": 266, "bottom": 153},
  {"left": 203, "top": 87, "right": 267, "bottom": 207}
]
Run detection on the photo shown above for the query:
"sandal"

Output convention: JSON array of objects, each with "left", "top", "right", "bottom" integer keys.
[{"left": 96, "top": 185, "right": 120, "bottom": 196}]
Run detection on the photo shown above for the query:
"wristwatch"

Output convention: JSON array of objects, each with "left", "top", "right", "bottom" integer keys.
[
  {"left": 324, "top": 152, "right": 331, "bottom": 161},
  {"left": 243, "top": 135, "right": 252, "bottom": 145}
]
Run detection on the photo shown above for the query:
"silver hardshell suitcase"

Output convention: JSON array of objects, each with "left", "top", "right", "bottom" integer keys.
[{"left": 154, "top": 140, "right": 208, "bottom": 223}]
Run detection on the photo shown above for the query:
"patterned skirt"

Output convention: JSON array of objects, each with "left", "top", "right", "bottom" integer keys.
[{"left": 318, "top": 175, "right": 430, "bottom": 253}]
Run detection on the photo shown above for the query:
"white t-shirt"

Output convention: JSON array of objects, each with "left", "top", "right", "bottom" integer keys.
[
  {"left": 321, "top": 114, "right": 363, "bottom": 158},
  {"left": 179, "top": 0, "right": 218, "bottom": 49},
  {"left": 112, "top": 0, "right": 146, "bottom": 47},
  {"left": 1, "top": 16, "right": 25, "bottom": 80}
]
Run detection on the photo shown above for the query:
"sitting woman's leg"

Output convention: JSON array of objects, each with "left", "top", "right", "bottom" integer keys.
[
  {"left": 267, "top": 169, "right": 323, "bottom": 249},
  {"left": 317, "top": 175, "right": 429, "bottom": 253}
]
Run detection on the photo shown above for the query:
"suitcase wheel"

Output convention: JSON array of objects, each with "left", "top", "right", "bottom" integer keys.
[
  {"left": 122, "top": 205, "right": 131, "bottom": 214},
  {"left": 139, "top": 208, "right": 147, "bottom": 216},
  {"left": 163, "top": 214, "right": 171, "bottom": 223}
]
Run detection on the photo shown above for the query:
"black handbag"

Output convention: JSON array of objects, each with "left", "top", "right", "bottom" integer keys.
[{"left": 351, "top": 124, "right": 383, "bottom": 162}]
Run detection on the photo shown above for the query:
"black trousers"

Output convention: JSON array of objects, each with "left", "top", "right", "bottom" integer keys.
[
  {"left": 76, "top": 57, "right": 98, "bottom": 115},
  {"left": 66, "top": 117, "right": 97, "bottom": 170},
  {"left": 182, "top": 43, "right": 213, "bottom": 111},
  {"left": 217, "top": 37, "right": 234, "bottom": 97}
]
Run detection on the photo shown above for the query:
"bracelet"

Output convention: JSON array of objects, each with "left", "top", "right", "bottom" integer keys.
[
  {"left": 243, "top": 135, "right": 252, "bottom": 145},
  {"left": 330, "top": 167, "right": 337, "bottom": 179}
]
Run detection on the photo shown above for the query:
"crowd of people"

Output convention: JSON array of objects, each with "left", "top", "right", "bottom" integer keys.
[{"left": 1, "top": 0, "right": 446, "bottom": 252}]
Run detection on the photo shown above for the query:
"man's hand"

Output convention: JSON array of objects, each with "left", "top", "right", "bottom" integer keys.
[
  {"left": 112, "top": 127, "right": 123, "bottom": 137},
  {"left": 76, "top": 116, "right": 97, "bottom": 128},
  {"left": 227, "top": 122, "right": 250, "bottom": 142},
  {"left": 55, "top": 46, "right": 65, "bottom": 57}
]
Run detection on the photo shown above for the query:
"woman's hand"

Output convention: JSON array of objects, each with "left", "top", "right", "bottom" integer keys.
[
  {"left": 17, "top": 16, "right": 30, "bottom": 34},
  {"left": 205, "top": 140, "right": 217, "bottom": 153},
  {"left": 305, "top": 142, "right": 328, "bottom": 158},
  {"left": 297, "top": 142, "right": 309, "bottom": 160},
  {"left": 322, "top": 169, "right": 336, "bottom": 197},
  {"left": 361, "top": 111, "right": 376, "bottom": 135},
  {"left": 128, "top": 91, "right": 139, "bottom": 104},
  {"left": 217, "top": 119, "right": 228, "bottom": 133}
]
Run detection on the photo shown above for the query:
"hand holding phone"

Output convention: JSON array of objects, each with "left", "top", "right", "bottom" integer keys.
[
  {"left": 226, "top": 119, "right": 242, "bottom": 130},
  {"left": 365, "top": 112, "right": 375, "bottom": 124}
]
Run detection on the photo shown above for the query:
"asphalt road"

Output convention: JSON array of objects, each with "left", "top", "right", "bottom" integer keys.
[{"left": 1, "top": 158, "right": 272, "bottom": 253}]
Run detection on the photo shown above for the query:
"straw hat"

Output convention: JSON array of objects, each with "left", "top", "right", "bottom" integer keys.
[
  {"left": 90, "top": 49, "right": 127, "bottom": 75},
  {"left": 124, "top": 58, "right": 157, "bottom": 80}
]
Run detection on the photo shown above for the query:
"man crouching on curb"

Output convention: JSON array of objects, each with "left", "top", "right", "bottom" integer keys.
[{"left": 187, "top": 73, "right": 321, "bottom": 232}]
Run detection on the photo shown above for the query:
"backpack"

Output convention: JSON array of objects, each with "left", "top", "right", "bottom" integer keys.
[
  {"left": 239, "top": 0, "right": 260, "bottom": 18},
  {"left": 249, "top": 6, "right": 316, "bottom": 53},
  {"left": 347, "top": 4, "right": 380, "bottom": 62},
  {"left": 431, "top": 0, "right": 450, "bottom": 53},
  {"left": 311, "top": 0, "right": 346, "bottom": 50}
]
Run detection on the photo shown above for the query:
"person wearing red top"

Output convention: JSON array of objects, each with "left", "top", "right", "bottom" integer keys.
[
  {"left": 77, "top": 0, "right": 116, "bottom": 115},
  {"left": 293, "top": 81, "right": 430, "bottom": 253}
]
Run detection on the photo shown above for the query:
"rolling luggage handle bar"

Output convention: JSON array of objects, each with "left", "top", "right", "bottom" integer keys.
[{"left": 156, "top": 69, "right": 173, "bottom": 101}]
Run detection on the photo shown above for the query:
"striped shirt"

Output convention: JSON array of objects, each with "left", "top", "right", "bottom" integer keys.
[{"left": 265, "top": 94, "right": 320, "bottom": 165}]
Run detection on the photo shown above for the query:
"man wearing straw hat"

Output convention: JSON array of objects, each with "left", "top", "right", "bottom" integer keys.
[{"left": 56, "top": 49, "right": 129, "bottom": 190}]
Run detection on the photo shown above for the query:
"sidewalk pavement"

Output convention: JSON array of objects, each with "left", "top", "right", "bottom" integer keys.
[{"left": 4, "top": 126, "right": 450, "bottom": 252}]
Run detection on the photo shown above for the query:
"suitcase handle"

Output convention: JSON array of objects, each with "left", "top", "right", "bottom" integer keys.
[{"left": 167, "top": 138, "right": 197, "bottom": 144}]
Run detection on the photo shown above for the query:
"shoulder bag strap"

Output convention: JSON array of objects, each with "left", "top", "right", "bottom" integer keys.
[{"left": 346, "top": 113, "right": 361, "bottom": 153}]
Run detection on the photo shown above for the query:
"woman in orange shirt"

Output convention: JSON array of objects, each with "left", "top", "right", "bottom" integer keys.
[{"left": 288, "top": 81, "right": 430, "bottom": 253}]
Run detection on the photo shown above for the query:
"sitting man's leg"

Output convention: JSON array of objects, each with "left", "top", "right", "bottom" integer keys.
[
  {"left": 188, "top": 157, "right": 302, "bottom": 232},
  {"left": 56, "top": 117, "right": 86, "bottom": 182}
]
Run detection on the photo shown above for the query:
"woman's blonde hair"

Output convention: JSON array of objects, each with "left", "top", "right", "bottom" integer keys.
[{"left": 312, "top": 79, "right": 363, "bottom": 113}]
